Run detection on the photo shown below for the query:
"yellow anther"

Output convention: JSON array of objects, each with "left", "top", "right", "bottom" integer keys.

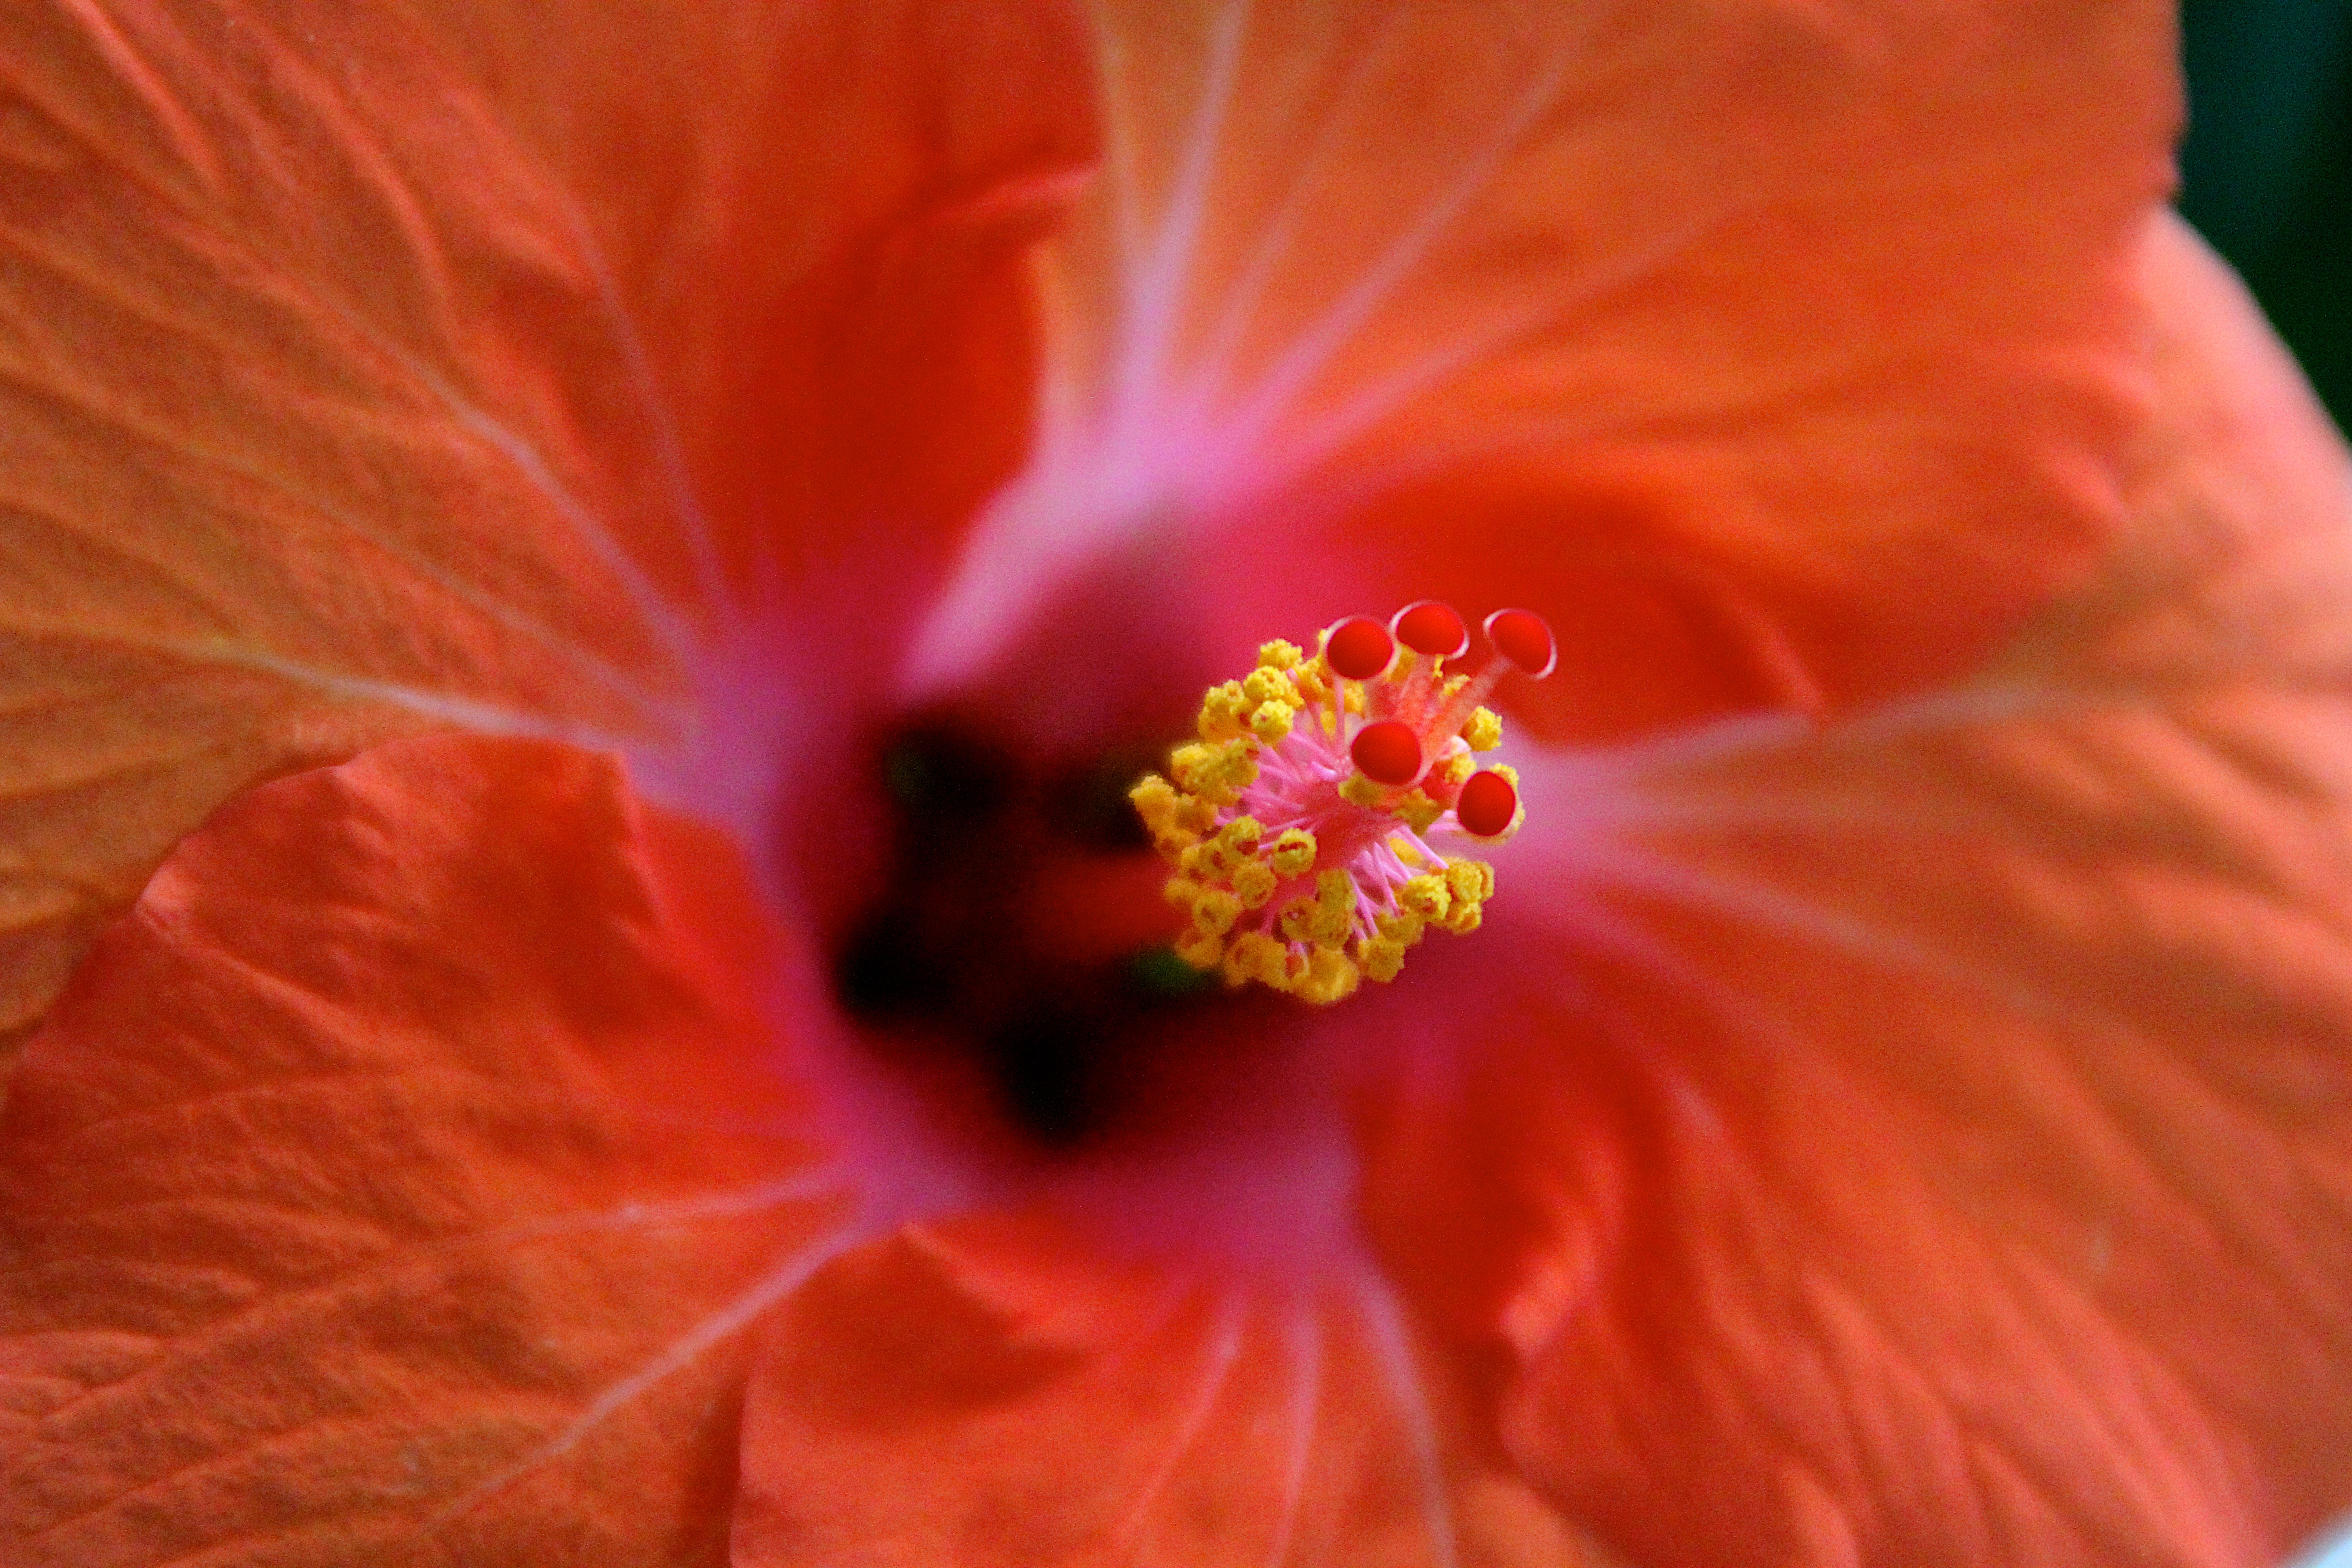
[
  {"left": 1440, "top": 859, "right": 1489, "bottom": 933},
  {"left": 1277, "top": 897, "right": 1319, "bottom": 945},
  {"left": 1377, "top": 910, "right": 1426, "bottom": 946},
  {"left": 1174, "top": 929, "right": 1224, "bottom": 970},
  {"left": 1178, "top": 842, "right": 1217, "bottom": 879},
  {"left": 1446, "top": 858, "right": 1496, "bottom": 904},
  {"left": 1242, "top": 667, "right": 1294, "bottom": 707},
  {"left": 1463, "top": 707, "right": 1503, "bottom": 751},
  {"left": 1162, "top": 876, "right": 1204, "bottom": 911},
  {"left": 1191, "top": 888, "right": 1242, "bottom": 937},
  {"left": 1340, "top": 774, "right": 1385, "bottom": 809},
  {"left": 1295, "top": 944, "right": 1361, "bottom": 1005},
  {"left": 1432, "top": 752, "right": 1475, "bottom": 791},
  {"left": 1397, "top": 789, "right": 1444, "bottom": 835},
  {"left": 1223, "top": 931, "right": 1289, "bottom": 989},
  {"left": 1257, "top": 640, "right": 1303, "bottom": 671},
  {"left": 1220, "top": 817, "right": 1264, "bottom": 854},
  {"left": 1267, "top": 827, "right": 1317, "bottom": 877},
  {"left": 1131, "top": 772, "right": 1175, "bottom": 817},
  {"left": 1311, "top": 869, "right": 1356, "bottom": 943},
  {"left": 1292, "top": 662, "right": 1332, "bottom": 705},
  {"left": 1198, "top": 681, "right": 1250, "bottom": 741},
  {"left": 1130, "top": 775, "right": 1202, "bottom": 850},
  {"left": 1343, "top": 683, "right": 1366, "bottom": 715},
  {"left": 1399, "top": 874, "right": 1452, "bottom": 923},
  {"left": 1250, "top": 701, "right": 1296, "bottom": 744},
  {"left": 1175, "top": 739, "right": 1258, "bottom": 805},
  {"left": 1231, "top": 859, "right": 1277, "bottom": 908},
  {"left": 1358, "top": 936, "right": 1407, "bottom": 983}
]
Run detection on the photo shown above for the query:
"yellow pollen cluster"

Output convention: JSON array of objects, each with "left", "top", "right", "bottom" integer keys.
[{"left": 1128, "top": 632, "right": 1510, "bottom": 1004}]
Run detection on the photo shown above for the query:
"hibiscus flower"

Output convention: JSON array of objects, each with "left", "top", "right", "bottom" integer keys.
[{"left": 5, "top": 1, "right": 2351, "bottom": 1566}]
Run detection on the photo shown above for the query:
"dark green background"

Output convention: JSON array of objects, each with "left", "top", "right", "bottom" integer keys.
[{"left": 2182, "top": 0, "right": 2352, "bottom": 427}]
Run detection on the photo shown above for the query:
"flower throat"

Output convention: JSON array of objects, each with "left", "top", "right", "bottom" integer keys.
[{"left": 832, "top": 602, "right": 1549, "bottom": 1152}]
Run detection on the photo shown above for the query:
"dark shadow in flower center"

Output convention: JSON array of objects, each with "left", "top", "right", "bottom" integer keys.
[{"left": 833, "top": 715, "right": 1267, "bottom": 1152}]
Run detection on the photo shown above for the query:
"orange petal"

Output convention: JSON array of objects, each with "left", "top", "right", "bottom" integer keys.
[
  {"left": 918, "top": 0, "right": 2177, "bottom": 720},
  {"left": 0, "top": 735, "right": 833, "bottom": 1565},
  {"left": 0, "top": 0, "right": 1092, "bottom": 1073},
  {"left": 734, "top": 1216, "right": 1613, "bottom": 1567},
  {"left": 1387, "top": 216, "right": 2352, "bottom": 1565},
  {"left": 392, "top": 0, "right": 1097, "bottom": 581}
]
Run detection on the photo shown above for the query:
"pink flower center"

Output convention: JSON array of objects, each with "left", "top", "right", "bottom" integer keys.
[{"left": 1132, "top": 603, "right": 1551, "bottom": 1004}]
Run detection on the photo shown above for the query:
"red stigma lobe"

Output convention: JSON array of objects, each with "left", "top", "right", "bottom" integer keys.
[
  {"left": 1484, "top": 608, "right": 1558, "bottom": 677},
  {"left": 1350, "top": 720, "right": 1424, "bottom": 786},
  {"left": 1324, "top": 616, "right": 1396, "bottom": 681},
  {"left": 1392, "top": 601, "right": 1470, "bottom": 659},
  {"left": 1455, "top": 769, "right": 1519, "bottom": 838}
]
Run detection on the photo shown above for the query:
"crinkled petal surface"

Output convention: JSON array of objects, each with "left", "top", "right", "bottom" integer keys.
[
  {"left": 736, "top": 1225, "right": 1616, "bottom": 1568},
  {"left": 0, "top": 0, "right": 1091, "bottom": 1070},
  {"left": 0, "top": 736, "right": 834, "bottom": 1567},
  {"left": 6, "top": 0, "right": 2339, "bottom": 1565},
  {"left": 918, "top": 0, "right": 2178, "bottom": 728},
  {"left": 1390, "top": 216, "right": 2352, "bottom": 1567}
]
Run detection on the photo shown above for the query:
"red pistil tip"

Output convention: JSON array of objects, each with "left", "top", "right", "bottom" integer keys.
[
  {"left": 1350, "top": 720, "right": 1422, "bottom": 786},
  {"left": 1484, "top": 608, "right": 1557, "bottom": 678},
  {"left": 1392, "top": 600, "right": 1469, "bottom": 659},
  {"left": 1129, "top": 609, "right": 1531, "bottom": 1004},
  {"left": 1455, "top": 769, "right": 1519, "bottom": 838},
  {"left": 1323, "top": 615, "right": 1395, "bottom": 681}
]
